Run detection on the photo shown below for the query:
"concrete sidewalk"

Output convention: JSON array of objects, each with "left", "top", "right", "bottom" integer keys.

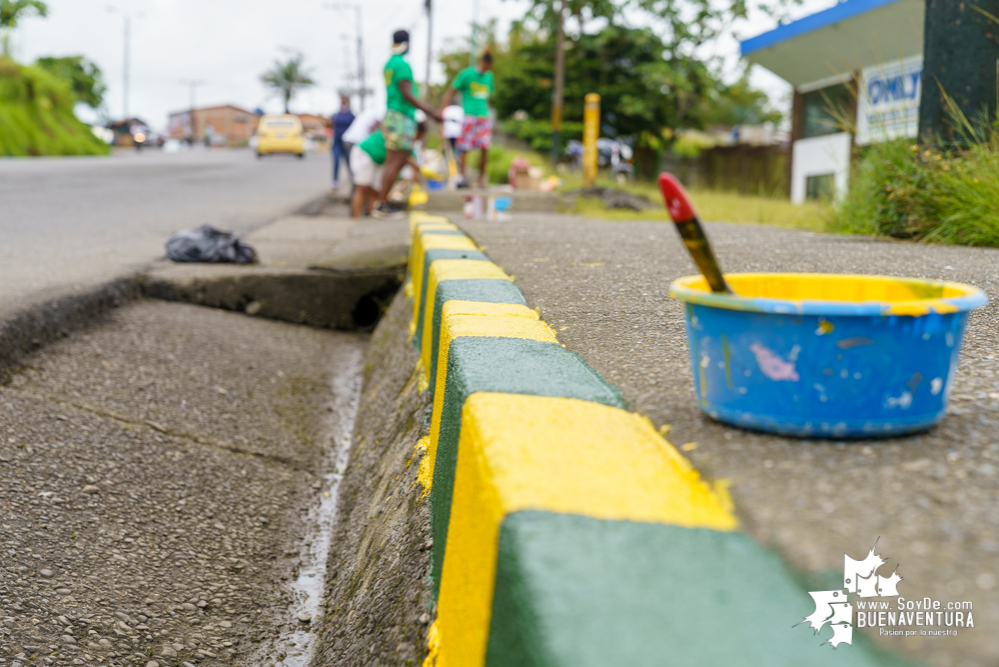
[
  {"left": 0, "top": 199, "right": 408, "bottom": 378},
  {"left": 458, "top": 213, "right": 999, "bottom": 667}
]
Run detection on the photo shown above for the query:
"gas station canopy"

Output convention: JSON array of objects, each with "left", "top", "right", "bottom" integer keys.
[{"left": 741, "top": 0, "right": 924, "bottom": 87}]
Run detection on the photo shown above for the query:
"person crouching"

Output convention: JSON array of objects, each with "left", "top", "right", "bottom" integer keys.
[{"left": 350, "top": 120, "right": 425, "bottom": 218}]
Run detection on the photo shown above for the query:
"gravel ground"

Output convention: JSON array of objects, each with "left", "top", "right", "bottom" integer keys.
[
  {"left": 0, "top": 300, "right": 365, "bottom": 667},
  {"left": 462, "top": 215, "right": 999, "bottom": 667}
]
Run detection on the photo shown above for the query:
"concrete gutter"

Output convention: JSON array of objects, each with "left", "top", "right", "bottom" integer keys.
[{"left": 406, "top": 212, "right": 910, "bottom": 666}]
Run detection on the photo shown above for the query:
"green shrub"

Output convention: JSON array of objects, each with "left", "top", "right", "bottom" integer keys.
[
  {"left": 0, "top": 57, "right": 109, "bottom": 156},
  {"left": 834, "top": 107, "right": 999, "bottom": 246}
]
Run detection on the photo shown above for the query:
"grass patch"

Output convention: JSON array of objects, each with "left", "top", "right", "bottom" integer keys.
[
  {"left": 568, "top": 175, "right": 831, "bottom": 231},
  {"left": 476, "top": 143, "right": 830, "bottom": 232},
  {"left": 834, "top": 114, "right": 999, "bottom": 245}
]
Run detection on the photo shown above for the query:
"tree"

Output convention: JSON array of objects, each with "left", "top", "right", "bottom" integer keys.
[
  {"left": 485, "top": 25, "right": 778, "bottom": 137},
  {"left": 260, "top": 52, "right": 315, "bottom": 113},
  {"left": 1, "top": 0, "right": 47, "bottom": 56},
  {"left": 507, "top": 0, "right": 798, "bottom": 158},
  {"left": 0, "top": 0, "right": 47, "bottom": 28},
  {"left": 35, "top": 56, "right": 106, "bottom": 108}
]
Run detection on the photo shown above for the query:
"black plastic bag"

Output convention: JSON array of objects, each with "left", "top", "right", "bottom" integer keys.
[{"left": 165, "top": 224, "right": 258, "bottom": 264}]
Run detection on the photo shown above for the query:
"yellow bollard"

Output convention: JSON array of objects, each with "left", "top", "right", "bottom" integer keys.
[{"left": 583, "top": 93, "right": 600, "bottom": 187}]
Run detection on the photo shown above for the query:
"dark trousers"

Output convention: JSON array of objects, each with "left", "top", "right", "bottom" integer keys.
[{"left": 332, "top": 138, "right": 350, "bottom": 183}]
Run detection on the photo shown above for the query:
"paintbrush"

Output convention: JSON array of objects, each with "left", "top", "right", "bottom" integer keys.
[{"left": 658, "top": 173, "right": 732, "bottom": 294}]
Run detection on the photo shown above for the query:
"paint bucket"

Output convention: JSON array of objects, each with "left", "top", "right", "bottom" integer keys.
[{"left": 669, "top": 273, "right": 988, "bottom": 438}]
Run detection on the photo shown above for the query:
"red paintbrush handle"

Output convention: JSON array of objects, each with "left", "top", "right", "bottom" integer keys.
[
  {"left": 658, "top": 173, "right": 697, "bottom": 223},
  {"left": 658, "top": 173, "right": 731, "bottom": 294}
]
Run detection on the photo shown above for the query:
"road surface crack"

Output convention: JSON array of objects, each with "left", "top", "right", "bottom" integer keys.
[{"left": 7, "top": 387, "right": 312, "bottom": 471}]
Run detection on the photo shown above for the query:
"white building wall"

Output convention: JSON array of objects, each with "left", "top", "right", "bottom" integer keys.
[{"left": 790, "top": 132, "right": 852, "bottom": 204}]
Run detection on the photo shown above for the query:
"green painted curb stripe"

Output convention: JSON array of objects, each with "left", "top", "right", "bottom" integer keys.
[
  {"left": 486, "top": 512, "right": 912, "bottom": 667},
  {"left": 413, "top": 249, "right": 491, "bottom": 347},
  {"left": 430, "top": 337, "right": 625, "bottom": 593},
  {"left": 413, "top": 228, "right": 465, "bottom": 237},
  {"left": 427, "top": 280, "right": 529, "bottom": 391}
]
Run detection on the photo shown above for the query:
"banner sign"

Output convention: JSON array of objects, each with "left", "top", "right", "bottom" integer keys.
[{"left": 857, "top": 55, "right": 923, "bottom": 145}]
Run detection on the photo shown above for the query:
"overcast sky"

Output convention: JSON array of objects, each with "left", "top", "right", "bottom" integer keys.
[{"left": 10, "top": 0, "right": 836, "bottom": 131}]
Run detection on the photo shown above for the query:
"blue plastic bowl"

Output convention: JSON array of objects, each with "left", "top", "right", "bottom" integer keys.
[{"left": 669, "top": 273, "right": 988, "bottom": 438}]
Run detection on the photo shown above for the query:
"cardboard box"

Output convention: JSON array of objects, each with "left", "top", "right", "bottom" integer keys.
[{"left": 513, "top": 167, "right": 544, "bottom": 191}]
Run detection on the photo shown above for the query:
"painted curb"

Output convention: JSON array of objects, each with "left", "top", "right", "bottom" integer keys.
[{"left": 405, "top": 212, "right": 902, "bottom": 667}]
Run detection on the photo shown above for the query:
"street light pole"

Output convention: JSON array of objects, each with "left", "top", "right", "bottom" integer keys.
[
  {"left": 326, "top": 4, "right": 367, "bottom": 111},
  {"left": 425, "top": 0, "right": 432, "bottom": 101},
  {"left": 106, "top": 6, "right": 142, "bottom": 120},
  {"left": 470, "top": 0, "right": 479, "bottom": 67},
  {"left": 123, "top": 14, "right": 129, "bottom": 119},
  {"left": 355, "top": 5, "right": 366, "bottom": 111},
  {"left": 179, "top": 79, "right": 206, "bottom": 144}
]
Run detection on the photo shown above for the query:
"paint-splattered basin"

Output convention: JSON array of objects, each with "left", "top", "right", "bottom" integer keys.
[{"left": 669, "top": 273, "right": 988, "bottom": 438}]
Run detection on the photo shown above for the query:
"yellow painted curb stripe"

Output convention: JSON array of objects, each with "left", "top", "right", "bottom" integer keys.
[
  {"left": 436, "top": 393, "right": 738, "bottom": 667},
  {"left": 418, "top": 260, "right": 516, "bottom": 368},
  {"left": 424, "top": 311, "right": 556, "bottom": 482},
  {"left": 409, "top": 211, "right": 453, "bottom": 229},
  {"left": 409, "top": 235, "right": 479, "bottom": 332},
  {"left": 409, "top": 223, "right": 462, "bottom": 243}
]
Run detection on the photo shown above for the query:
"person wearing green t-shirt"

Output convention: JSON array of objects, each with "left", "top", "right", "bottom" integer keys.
[
  {"left": 442, "top": 51, "right": 494, "bottom": 188},
  {"left": 376, "top": 29, "right": 442, "bottom": 218}
]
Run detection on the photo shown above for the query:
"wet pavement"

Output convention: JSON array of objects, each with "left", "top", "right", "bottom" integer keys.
[{"left": 461, "top": 214, "right": 999, "bottom": 667}]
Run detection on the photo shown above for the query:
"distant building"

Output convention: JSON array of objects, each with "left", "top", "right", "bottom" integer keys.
[
  {"left": 741, "top": 0, "right": 924, "bottom": 203},
  {"left": 167, "top": 105, "right": 259, "bottom": 146},
  {"left": 167, "top": 107, "right": 332, "bottom": 147},
  {"left": 296, "top": 113, "right": 331, "bottom": 140}
]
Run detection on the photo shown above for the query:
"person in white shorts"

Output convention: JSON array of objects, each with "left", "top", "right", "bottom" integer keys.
[
  {"left": 349, "top": 133, "right": 386, "bottom": 217},
  {"left": 349, "top": 120, "right": 424, "bottom": 218},
  {"left": 442, "top": 105, "right": 464, "bottom": 152}
]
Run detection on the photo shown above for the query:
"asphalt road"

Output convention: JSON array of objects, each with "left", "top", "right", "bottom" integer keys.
[
  {"left": 0, "top": 149, "right": 330, "bottom": 318},
  {"left": 461, "top": 214, "right": 999, "bottom": 667}
]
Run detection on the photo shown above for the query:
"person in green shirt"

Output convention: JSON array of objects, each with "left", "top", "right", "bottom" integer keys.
[
  {"left": 442, "top": 51, "right": 494, "bottom": 188},
  {"left": 351, "top": 120, "right": 425, "bottom": 218},
  {"left": 376, "top": 29, "right": 442, "bottom": 218}
]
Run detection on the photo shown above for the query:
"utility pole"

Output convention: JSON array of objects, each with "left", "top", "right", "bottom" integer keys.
[
  {"left": 425, "top": 0, "right": 433, "bottom": 101},
  {"left": 550, "top": 0, "right": 566, "bottom": 163},
  {"left": 470, "top": 0, "right": 480, "bottom": 67},
  {"left": 180, "top": 80, "right": 205, "bottom": 144},
  {"left": 326, "top": 4, "right": 368, "bottom": 110},
  {"left": 123, "top": 15, "right": 129, "bottom": 119},
  {"left": 106, "top": 6, "right": 142, "bottom": 120},
  {"left": 341, "top": 34, "right": 353, "bottom": 92}
]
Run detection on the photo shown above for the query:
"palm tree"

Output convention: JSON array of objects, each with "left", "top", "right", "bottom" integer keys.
[
  {"left": 0, "top": 0, "right": 48, "bottom": 28},
  {"left": 260, "top": 51, "right": 316, "bottom": 113},
  {"left": 1, "top": 0, "right": 48, "bottom": 56}
]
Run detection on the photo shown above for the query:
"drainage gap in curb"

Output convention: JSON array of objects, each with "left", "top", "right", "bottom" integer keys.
[{"left": 270, "top": 342, "right": 365, "bottom": 667}]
